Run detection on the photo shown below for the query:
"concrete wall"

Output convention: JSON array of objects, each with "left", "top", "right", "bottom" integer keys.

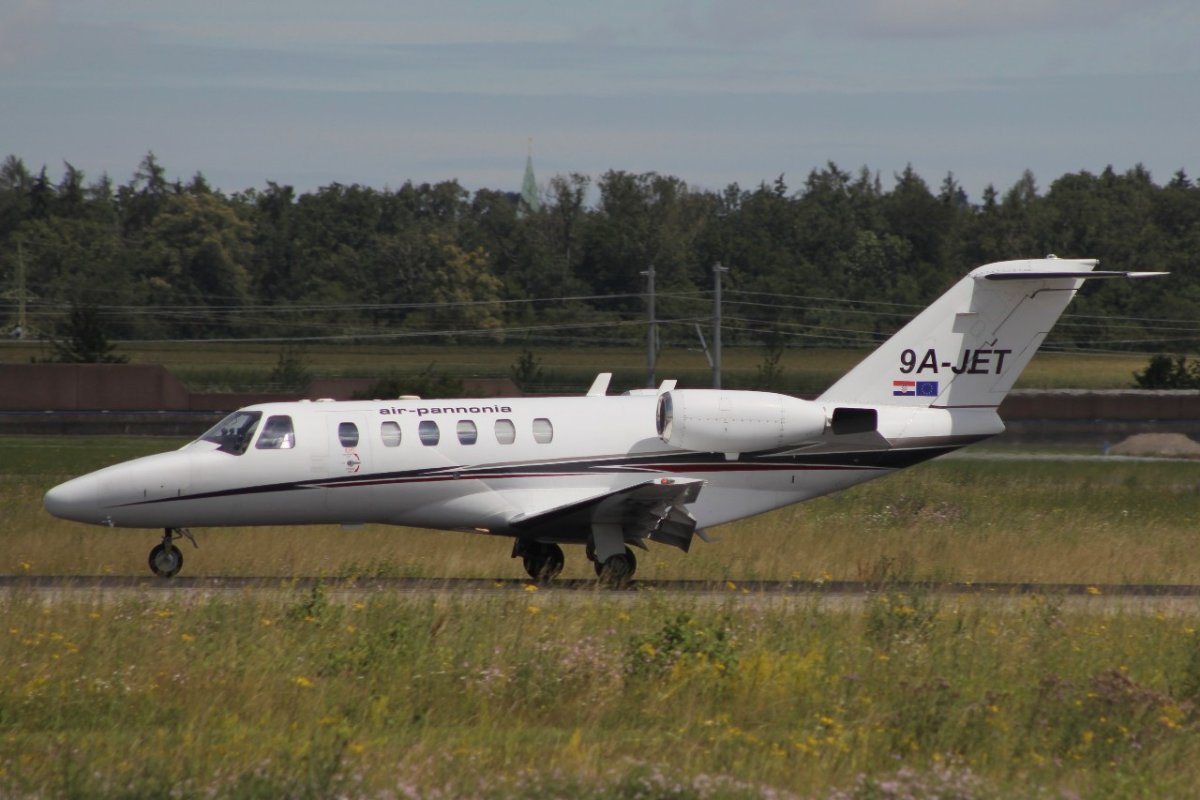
[
  {"left": 4, "top": 364, "right": 1199, "bottom": 422},
  {"left": 0, "top": 364, "right": 192, "bottom": 411},
  {"left": 998, "top": 390, "right": 1200, "bottom": 421},
  {"left": 0, "top": 364, "right": 523, "bottom": 412}
]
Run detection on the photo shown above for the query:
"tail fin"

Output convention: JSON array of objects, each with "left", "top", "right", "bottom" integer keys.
[{"left": 818, "top": 257, "right": 1165, "bottom": 409}]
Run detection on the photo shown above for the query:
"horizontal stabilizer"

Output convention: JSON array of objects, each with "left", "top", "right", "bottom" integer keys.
[{"left": 981, "top": 270, "right": 1168, "bottom": 281}]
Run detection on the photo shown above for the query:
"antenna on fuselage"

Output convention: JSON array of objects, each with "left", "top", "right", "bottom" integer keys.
[{"left": 586, "top": 373, "right": 612, "bottom": 397}]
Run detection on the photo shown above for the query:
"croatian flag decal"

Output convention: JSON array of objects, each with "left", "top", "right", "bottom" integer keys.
[{"left": 893, "top": 380, "right": 939, "bottom": 397}]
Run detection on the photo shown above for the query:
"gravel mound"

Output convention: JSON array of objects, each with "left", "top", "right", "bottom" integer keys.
[{"left": 1108, "top": 433, "right": 1200, "bottom": 458}]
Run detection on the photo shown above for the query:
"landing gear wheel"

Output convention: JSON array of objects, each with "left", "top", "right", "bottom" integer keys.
[
  {"left": 148, "top": 543, "right": 183, "bottom": 578},
  {"left": 148, "top": 528, "right": 196, "bottom": 578},
  {"left": 522, "top": 543, "right": 565, "bottom": 583},
  {"left": 595, "top": 546, "right": 637, "bottom": 587}
]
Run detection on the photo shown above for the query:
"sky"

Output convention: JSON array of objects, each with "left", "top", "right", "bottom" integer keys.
[{"left": 2, "top": 0, "right": 1198, "bottom": 202}]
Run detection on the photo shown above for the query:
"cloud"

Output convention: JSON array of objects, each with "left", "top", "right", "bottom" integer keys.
[
  {"left": 667, "top": 0, "right": 1171, "bottom": 43},
  {"left": 668, "top": 0, "right": 806, "bottom": 44},
  {"left": 814, "top": 0, "right": 1161, "bottom": 39},
  {"left": 0, "top": 0, "right": 56, "bottom": 67}
]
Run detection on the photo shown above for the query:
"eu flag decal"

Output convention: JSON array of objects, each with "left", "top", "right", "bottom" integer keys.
[
  {"left": 892, "top": 380, "right": 915, "bottom": 396},
  {"left": 916, "top": 381, "right": 939, "bottom": 397}
]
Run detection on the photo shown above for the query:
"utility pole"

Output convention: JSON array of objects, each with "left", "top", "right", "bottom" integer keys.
[
  {"left": 641, "top": 263, "right": 656, "bottom": 387},
  {"left": 5, "top": 240, "right": 29, "bottom": 340},
  {"left": 712, "top": 261, "right": 728, "bottom": 388},
  {"left": 16, "top": 241, "right": 27, "bottom": 340}
]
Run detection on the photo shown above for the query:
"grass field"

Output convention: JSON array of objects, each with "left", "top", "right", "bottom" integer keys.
[
  {"left": 0, "top": 341, "right": 1153, "bottom": 394},
  {"left": 3, "top": 436, "right": 1199, "bottom": 584},
  {"left": 3, "top": 588, "right": 1199, "bottom": 798},
  {"left": 5, "top": 437, "right": 1200, "bottom": 797}
]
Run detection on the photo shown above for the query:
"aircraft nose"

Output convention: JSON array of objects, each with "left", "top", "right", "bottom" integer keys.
[{"left": 44, "top": 476, "right": 101, "bottom": 523}]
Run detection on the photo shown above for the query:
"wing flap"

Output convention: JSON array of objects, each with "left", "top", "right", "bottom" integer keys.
[{"left": 509, "top": 478, "right": 705, "bottom": 552}]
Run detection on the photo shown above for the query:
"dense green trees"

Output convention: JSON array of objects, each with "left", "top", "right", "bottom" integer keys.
[{"left": 2, "top": 153, "right": 1197, "bottom": 354}]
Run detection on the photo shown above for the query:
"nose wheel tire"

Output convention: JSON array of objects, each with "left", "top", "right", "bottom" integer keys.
[
  {"left": 148, "top": 542, "right": 184, "bottom": 578},
  {"left": 148, "top": 528, "right": 196, "bottom": 578},
  {"left": 595, "top": 547, "right": 637, "bottom": 587},
  {"left": 522, "top": 543, "right": 565, "bottom": 583}
]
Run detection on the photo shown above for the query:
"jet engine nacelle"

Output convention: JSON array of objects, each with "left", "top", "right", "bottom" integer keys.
[{"left": 656, "top": 389, "right": 827, "bottom": 453}]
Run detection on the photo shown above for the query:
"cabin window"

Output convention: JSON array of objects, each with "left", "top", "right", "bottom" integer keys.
[
  {"left": 532, "top": 417, "right": 554, "bottom": 444},
  {"left": 256, "top": 415, "right": 295, "bottom": 450},
  {"left": 494, "top": 418, "right": 516, "bottom": 445},
  {"left": 457, "top": 420, "right": 478, "bottom": 445},
  {"left": 419, "top": 420, "right": 440, "bottom": 446},
  {"left": 380, "top": 421, "right": 401, "bottom": 447},
  {"left": 199, "top": 410, "right": 262, "bottom": 456},
  {"left": 338, "top": 422, "right": 359, "bottom": 448}
]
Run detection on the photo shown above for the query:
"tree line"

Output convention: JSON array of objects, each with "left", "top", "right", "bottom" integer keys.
[{"left": 3, "top": 153, "right": 1198, "bottom": 356}]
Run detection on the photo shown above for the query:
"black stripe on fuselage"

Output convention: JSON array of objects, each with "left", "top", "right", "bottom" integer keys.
[{"left": 112, "top": 439, "right": 975, "bottom": 509}]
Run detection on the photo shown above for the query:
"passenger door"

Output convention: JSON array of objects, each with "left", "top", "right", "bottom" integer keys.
[{"left": 327, "top": 413, "right": 373, "bottom": 521}]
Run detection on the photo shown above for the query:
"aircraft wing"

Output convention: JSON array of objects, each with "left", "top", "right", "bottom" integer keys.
[{"left": 508, "top": 478, "right": 705, "bottom": 552}]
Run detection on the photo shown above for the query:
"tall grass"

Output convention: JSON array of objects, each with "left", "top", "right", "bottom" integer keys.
[
  {"left": 6, "top": 436, "right": 1199, "bottom": 796},
  {"left": 2, "top": 589, "right": 1198, "bottom": 798},
  {"left": 5, "top": 436, "right": 1200, "bottom": 584}
]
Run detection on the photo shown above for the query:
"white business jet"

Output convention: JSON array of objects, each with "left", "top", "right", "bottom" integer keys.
[{"left": 44, "top": 258, "right": 1162, "bottom": 582}]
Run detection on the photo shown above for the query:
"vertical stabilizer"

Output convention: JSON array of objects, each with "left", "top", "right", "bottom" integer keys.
[{"left": 818, "top": 257, "right": 1153, "bottom": 409}]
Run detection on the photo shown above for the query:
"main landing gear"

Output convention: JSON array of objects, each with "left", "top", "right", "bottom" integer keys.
[
  {"left": 148, "top": 528, "right": 197, "bottom": 578},
  {"left": 514, "top": 540, "right": 565, "bottom": 583},
  {"left": 513, "top": 539, "right": 638, "bottom": 586},
  {"left": 589, "top": 543, "right": 637, "bottom": 587}
]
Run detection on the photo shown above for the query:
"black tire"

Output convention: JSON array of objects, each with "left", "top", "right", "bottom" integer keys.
[
  {"left": 595, "top": 547, "right": 637, "bottom": 586},
  {"left": 148, "top": 542, "right": 183, "bottom": 578},
  {"left": 523, "top": 543, "right": 565, "bottom": 583}
]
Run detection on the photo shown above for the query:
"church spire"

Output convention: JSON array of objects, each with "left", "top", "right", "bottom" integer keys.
[{"left": 519, "top": 138, "right": 540, "bottom": 216}]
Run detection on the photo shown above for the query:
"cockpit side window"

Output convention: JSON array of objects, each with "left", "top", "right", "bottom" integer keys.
[
  {"left": 256, "top": 415, "right": 296, "bottom": 450},
  {"left": 198, "top": 410, "right": 263, "bottom": 455}
]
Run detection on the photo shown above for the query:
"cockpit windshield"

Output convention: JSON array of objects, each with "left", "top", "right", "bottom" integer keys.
[{"left": 195, "top": 410, "right": 263, "bottom": 455}]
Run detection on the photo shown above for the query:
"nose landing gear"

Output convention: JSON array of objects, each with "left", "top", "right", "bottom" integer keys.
[{"left": 148, "top": 528, "right": 197, "bottom": 578}]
